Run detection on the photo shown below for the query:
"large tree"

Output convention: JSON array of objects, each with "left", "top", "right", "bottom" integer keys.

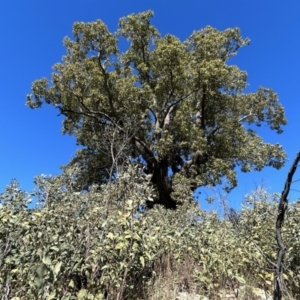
[{"left": 27, "top": 11, "right": 286, "bottom": 209}]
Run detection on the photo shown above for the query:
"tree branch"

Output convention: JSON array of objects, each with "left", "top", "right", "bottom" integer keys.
[
  {"left": 97, "top": 52, "right": 116, "bottom": 115},
  {"left": 159, "top": 89, "right": 198, "bottom": 129},
  {"left": 132, "top": 136, "right": 156, "bottom": 171},
  {"left": 201, "top": 85, "right": 206, "bottom": 130},
  {"left": 274, "top": 150, "right": 300, "bottom": 300},
  {"left": 239, "top": 112, "right": 258, "bottom": 123}
]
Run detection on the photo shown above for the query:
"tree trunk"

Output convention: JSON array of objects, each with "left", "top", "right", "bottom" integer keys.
[
  {"left": 133, "top": 137, "right": 177, "bottom": 209},
  {"left": 151, "top": 156, "right": 176, "bottom": 209}
]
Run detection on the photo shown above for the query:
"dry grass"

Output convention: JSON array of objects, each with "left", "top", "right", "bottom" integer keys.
[
  {"left": 118, "top": 250, "right": 297, "bottom": 300},
  {"left": 135, "top": 253, "right": 296, "bottom": 300},
  {"left": 141, "top": 254, "right": 206, "bottom": 300}
]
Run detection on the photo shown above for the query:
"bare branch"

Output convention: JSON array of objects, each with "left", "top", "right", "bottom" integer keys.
[
  {"left": 239, "top": 112, "right": 258, "bottom": 123},
  {"left": 159, "top": 89, "right": 198, "bottom": 129},
  {"left": 274, "top": 150, "right": 300, "bottom": 300},
  {"left": 97, "top": 52, "right": 116, "bottom": 115},
  {"left": 0, "top": 236, "right": 12, "bottom": 269}
]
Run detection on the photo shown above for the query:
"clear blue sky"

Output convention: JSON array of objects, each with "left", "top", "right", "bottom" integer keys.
[{"left": 1, "top": 0, "right": 300, "bottom": 210}]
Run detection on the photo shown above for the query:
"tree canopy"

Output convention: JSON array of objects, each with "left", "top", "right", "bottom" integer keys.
[{"left": 27, "top": 11, "right": 286, "bottom": 208}]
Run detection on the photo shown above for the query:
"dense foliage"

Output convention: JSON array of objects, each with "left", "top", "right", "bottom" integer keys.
[
  {"left": 27, "top": 11, "right": 286, "bottom": 208},
  {"left": 1, "top": 165, "right": 300, "bottom": 299},
  {"left": 2, "top": 10, "right": 298, "bottom": 300}
]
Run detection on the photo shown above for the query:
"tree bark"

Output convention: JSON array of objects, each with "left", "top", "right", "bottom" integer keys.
[
  {"left": 134, "top": 137, "right": 177, "bottom": 209},
  {"left": 273, "top": 150, "right": 300, "bottom": 300},
  {"left": 150, "top": 156, "right": 176, "bottom": 209}
]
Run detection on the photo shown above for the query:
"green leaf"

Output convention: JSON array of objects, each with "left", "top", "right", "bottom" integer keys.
[
  {"left": 107, "top": 232, "right": 114, "bottom": 239},
  {"left": 145, "top": 252, "right": 152, "bottom": 260},
  {"left": 140, "top": 256, "right": 145, "bottom": 267},
  {"left": 34, "top": 277, "right": 44, "bottom": 289},
  {"left": 53, "top": 261, "right": 62, "bottom": 276},
  {"left": 47, "top": 291, "right": 56, "bottom": 300},
  {"left": 115, "top": 242, "right": 125, "bottom": 249},
  {"left": 77, "top": 289, "right": 88, "bottom": 299},
  {"left": 68, "top": 279, "right": 75, "bottom": 288},
  {"left": 36, "top": 264, "right": 48, "bottom": 277},
  {"left": 234, "top": 275, "right": 246, "bottom": 284},
  {"left": 43, "top": 256, "right": 52, "bottom": 266}
]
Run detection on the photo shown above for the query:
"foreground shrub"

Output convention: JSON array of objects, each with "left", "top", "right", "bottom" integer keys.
[{"left": 1, "top": 171, "right": 300, "bottom": 299}]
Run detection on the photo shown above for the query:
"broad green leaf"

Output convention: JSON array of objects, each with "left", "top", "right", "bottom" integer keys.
[
  {"left": 68, "top": 279, "right": 75, "bottom": 288},
  {"left": 42, "top": 256, "right": 52, "bottom": 266},
  {"left": 107, "top": 232, "right": 114, "bottom": 239},
  {"left": 77, "top": 289, "right": 88, "bottom": 299},
  {"left": 36, "top": 264, "right": 47, "bottom": 277},
  {"left": 234, "top": 275, "right": 246, "bottom": 284},
  {"left": 140, "top": 256, "right": 145, "bottom": 267},
  {"left": 53, "top": 261, "right": 62, "bottom": 276},
  {"left": 34, "top": 277, "right": 44, "bottom": 289},
  {"left": 115, "top": 242, "right": 125, "bottom": 249},
  {"left": 47, "top": 291, "right": 56, "bottom": 300}
]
